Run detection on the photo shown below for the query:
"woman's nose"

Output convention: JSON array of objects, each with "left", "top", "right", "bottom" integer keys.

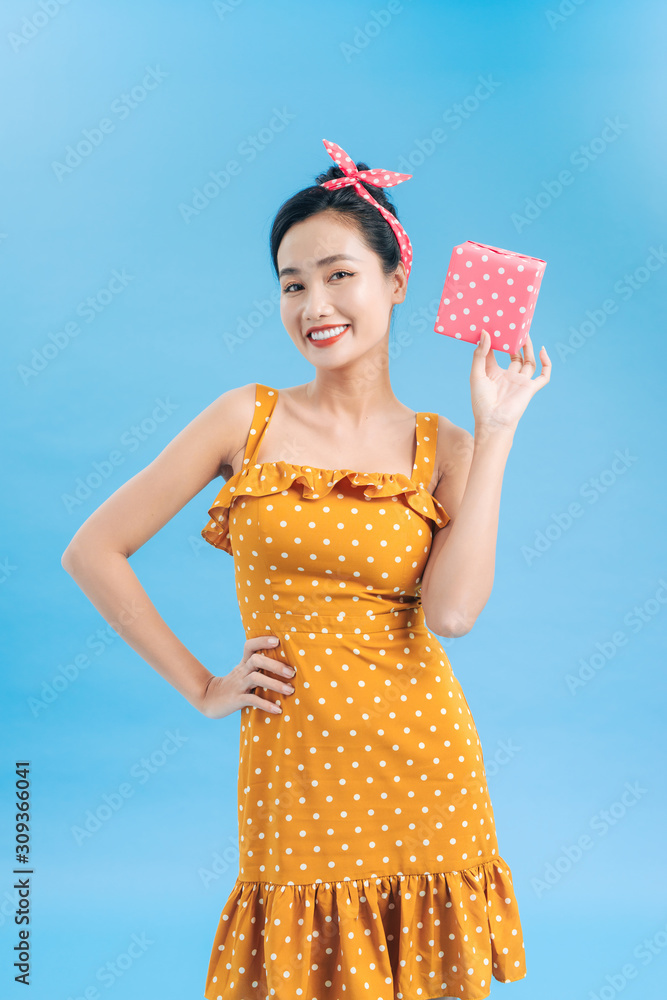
[{"left": 303, "top": 288, "right": 333, "bottom": 320}]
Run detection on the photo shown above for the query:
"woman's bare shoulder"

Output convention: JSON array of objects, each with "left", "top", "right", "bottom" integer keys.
[{"left": 201, "top": 381, "right": 259, "bottom": 476}]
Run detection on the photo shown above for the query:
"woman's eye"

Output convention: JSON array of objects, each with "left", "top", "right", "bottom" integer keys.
[{"left": 282, "top": 271, "right": 353, "bottom": 294}]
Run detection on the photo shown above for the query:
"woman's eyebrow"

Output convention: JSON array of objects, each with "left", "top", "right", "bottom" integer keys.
[{"left": 278, "top": 254, "right": 361, "bottom": 278}]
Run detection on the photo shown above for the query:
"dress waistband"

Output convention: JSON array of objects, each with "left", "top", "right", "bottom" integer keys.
[{"left": 242, "top": 603, "right": 426, "bottom": 635}]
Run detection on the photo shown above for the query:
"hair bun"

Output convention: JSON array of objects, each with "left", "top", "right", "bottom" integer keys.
[
  {"left": 315, "top": 160, "right": 372, "bottom": 187},
  {"left": 315, "top": 159, "right": 397, "bottom": 219}
]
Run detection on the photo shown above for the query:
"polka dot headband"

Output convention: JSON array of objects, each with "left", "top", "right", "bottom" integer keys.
[{"left": 319, "top": 138, "right": 414, "bottom": 282}]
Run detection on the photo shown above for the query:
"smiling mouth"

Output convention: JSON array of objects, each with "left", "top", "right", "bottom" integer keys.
[{"left": 307, "top": 324, "right": 350, "bottom": 342}]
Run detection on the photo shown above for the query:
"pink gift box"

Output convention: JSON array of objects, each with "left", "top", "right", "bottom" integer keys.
[{"left": 434, "top": 241, "right": 546, "bottom": 354}]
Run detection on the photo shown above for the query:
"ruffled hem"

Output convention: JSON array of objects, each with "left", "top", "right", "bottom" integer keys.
[
  {"left": 204, "top": 857, "right": 526, "bottom": 1000},
  {"left": 201, "top": 461, "right": 451, "bottom": 554}
]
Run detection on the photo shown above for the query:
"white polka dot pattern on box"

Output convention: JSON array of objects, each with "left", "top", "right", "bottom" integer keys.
[
  {"left": 200, "top": 383, "right": 527, "bottom": 1000},
  {"left": 434, "top": 240, "right": 546, "bottom": 354}
]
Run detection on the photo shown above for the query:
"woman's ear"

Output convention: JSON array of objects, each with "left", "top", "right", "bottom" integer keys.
[{"left": 391, "top": 260, "right": 408, "bottom": 304}]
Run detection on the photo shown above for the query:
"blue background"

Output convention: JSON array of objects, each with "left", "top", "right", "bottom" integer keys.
[{"left": 1, "top": 0, "right": 666, "bottom": 997}]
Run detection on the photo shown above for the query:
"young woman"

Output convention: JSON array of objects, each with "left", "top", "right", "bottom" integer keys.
[{"left": 63, "top": 138, "right": 550, "bottom": 1000}]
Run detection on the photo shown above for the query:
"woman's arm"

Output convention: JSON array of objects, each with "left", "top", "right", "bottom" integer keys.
[
  {"left": 61, "top": 382, "right": 257, "bottom": 713},
  {"left": 420, "top": 329, "right": 551, "bottom": 638},
  {"left": 420, "top": 420, "right": 514, "bottom": 638}
]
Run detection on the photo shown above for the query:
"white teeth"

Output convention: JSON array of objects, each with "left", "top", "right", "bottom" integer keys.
[{"left": 309, "top": 324, "right": 349, "bottom": 341}]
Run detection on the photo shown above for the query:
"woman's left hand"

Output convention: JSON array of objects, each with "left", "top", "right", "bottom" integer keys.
[{"left": 470, "top": 329, "right": 551, "bottom": 430}]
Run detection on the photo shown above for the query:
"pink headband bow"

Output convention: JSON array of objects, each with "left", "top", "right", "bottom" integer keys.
[{"left": 319, "top": 138, "right": 413, "bottom": 282}]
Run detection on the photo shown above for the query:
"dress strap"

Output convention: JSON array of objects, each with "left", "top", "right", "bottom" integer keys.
[
  {"left": 412, "top": 411, "right": 439, "bottom": 488},
  {"left": 242, "top": 383, "right": 279, "bottom": 468}
]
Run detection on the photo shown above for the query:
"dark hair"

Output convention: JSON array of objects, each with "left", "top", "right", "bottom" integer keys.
[{"left": 270, "top": 158, "right": 404, "bottom": 282}]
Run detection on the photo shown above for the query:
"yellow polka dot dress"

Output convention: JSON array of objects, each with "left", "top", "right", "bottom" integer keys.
[{"left": 201, "top": 383, "right": 526, "bottom": 1000}]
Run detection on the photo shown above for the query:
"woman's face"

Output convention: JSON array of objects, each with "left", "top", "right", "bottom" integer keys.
[{"left": 277, "top": 212, "right": 407, "bottom": 367}]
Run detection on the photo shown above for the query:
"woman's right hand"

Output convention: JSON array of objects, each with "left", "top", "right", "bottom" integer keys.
[{"left": 198, "top": 635, "right": 295, "bottom": 720}]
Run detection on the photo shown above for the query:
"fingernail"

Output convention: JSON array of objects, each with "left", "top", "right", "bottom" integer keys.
[{"left": 268, "top": 637, "right": 279, "bottom": 644}]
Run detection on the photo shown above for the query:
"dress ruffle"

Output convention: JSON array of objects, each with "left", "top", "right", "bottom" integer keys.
[
  {"left": 204, "top": 857, "right": 526, "bottom": 1000},
  {"left": 201, "top": 461, "right": 451, "bottom": 555}
]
